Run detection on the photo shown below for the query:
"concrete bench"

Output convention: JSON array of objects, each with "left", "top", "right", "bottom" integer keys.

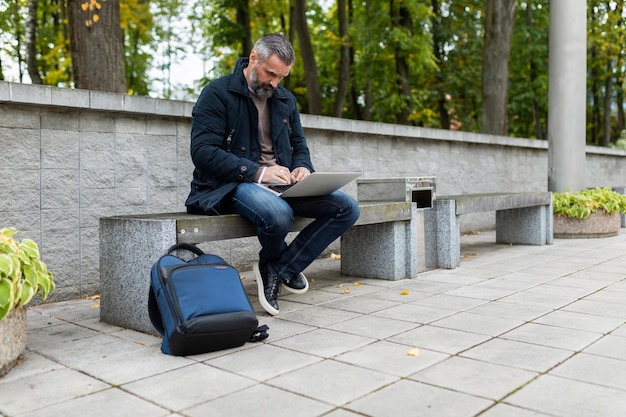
[
  {"left": 99, "top": 201, "right": 418, "bottom": 335},
  {"left": 425, "top": 192, "right": 553, "bottom": 269}
]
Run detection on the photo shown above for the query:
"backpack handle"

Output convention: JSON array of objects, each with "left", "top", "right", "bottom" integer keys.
[{"left": 166, "top": 243, "right": 205, "bottom": 257}]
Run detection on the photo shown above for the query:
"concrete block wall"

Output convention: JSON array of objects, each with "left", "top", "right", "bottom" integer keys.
[
  {"left": 1, "top": 81, "right": 625, "bottom": 302},
  {"left": 0, "top": 83, "right": 194, "bottom": 302}
]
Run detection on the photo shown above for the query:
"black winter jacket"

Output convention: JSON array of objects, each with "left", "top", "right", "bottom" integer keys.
[{"left": 185, "top": 58, "right": 314, "bottom": 214}]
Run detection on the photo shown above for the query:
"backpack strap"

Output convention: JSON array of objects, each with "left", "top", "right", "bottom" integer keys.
[
  {"left": 167, "top": 243, "right": 205, "bottom": 257},
  {"left": 148, "top": 285, "right": 164, "bottom": 335},
  {"left": 249, "top": 324, "right": 269, "bottom": 342}
]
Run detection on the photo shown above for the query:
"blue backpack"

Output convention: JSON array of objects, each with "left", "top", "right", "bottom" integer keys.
[{"left": 148, "top": 243, "right": 268, "bottom": 356}]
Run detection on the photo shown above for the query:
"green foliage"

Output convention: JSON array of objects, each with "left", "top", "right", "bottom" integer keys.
[
  {"left": 348, "top": 0, "right": 436, "bottom": 123},
  {"left": 0, "top": 228, "right": 55, "bottom": 321},
  {"left": 425, "top": 0, "right": 484, "bottom": 131},
  {"left": 0, "top": 0, "right": 625, "bottom": 141},
  {"left": 508, "top": 1, "right": 549, "bottom": 139},
  {"left": 553, "top": 187, "right": 626, "bottom": 219},
  {"left": 0, "top": 0, "right": 27, "bottom": 82},
  {"left": 121, "top": 0, "right": 154, "bottom": 96},
  {"left": 612, "top": 131, "right": 626, "bottom": 150}
]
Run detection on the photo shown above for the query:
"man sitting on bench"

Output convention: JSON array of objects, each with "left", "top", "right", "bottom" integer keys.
[{"left": 185, "top": 33, "right": 360, "bottom": 316}]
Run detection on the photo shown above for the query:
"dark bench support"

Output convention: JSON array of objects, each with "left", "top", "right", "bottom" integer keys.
[
  {"left": 99, "top": 202, "right": 415, "bottom": 335},
  {"left": 425, "top": 192, "right": 553, "bottom": 269}
]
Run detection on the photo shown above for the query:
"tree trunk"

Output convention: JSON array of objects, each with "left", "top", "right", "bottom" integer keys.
[
  {"left": 12, "top": 0, "right": 25, "bottom": 82},
  {"left": 391, "top": 0, "right": 412, "bottom": 125},
  {"left": 615, "top": 2, "right": 625, "bottom": 135},
  {"left": 525, "top": 5, "right": 543, "bottom": 139},
  {"left": 482, "top": 0, "right": 516, "bottom": 135},
  {"left": 26, "top": 0, "right": 42, "bottom": 84},
  {"left": 589, "top": 45, "right": 600, "bottom": 145},
  {"left": 283, "top": 4, "right": 296, "bottom": 92},
  {"left": 431, "top": 0, "right": 450, "bottom": 129},
  {"left": 602, "top": 59, "right": 612, "bottom": 147},
  {"left": 617, "top": 76, "right": 625, "bottom": 136},
  {"left": 68, "top": 0, "right": 126, "bottom": 93},
  {"left": 294, "top": 0, "right": 322, "bottom": 115},
  {"left": 332, "top": 0, "right": 350, "bottom": 117},
  {"left": 237, "top": 0, "right": 252, "bottom": 58}
]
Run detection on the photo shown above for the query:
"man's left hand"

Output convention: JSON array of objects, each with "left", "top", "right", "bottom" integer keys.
[{"left": 290, "top": 167, "right": 311, "bottom": 183}]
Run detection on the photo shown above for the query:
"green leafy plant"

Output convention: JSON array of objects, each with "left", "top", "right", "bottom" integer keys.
[
  {"left": 0, "top": 228, "right": 55, "bottom": 321},
  {"left": 553, "top": 187, "right": 626, "bottom": 219}
]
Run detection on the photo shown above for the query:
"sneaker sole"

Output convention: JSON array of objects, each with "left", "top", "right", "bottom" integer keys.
[
  {"left": 283, "top": 272, "right": 309, "bottom": 295},
  {"left": 253, "top": 263, "right": 280, "bottom": 316}
]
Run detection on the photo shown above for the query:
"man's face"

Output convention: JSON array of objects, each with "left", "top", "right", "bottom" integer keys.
[{"left": 247, "top": 51, "right": 291, "bottom": 99}]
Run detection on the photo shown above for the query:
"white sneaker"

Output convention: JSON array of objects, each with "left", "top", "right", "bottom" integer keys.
[{"left": 282, "top": 272, "right": 309, "bottom": 294}]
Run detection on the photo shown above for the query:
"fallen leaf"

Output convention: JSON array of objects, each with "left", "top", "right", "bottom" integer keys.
[
  {"left": 91, "top": 303, "right": 100, "bottom": 308},
  {"left": 337, "top": 283, "right": 344, "bottom": 288},
  {"left": 406, "top": 348, "right": 420, "bottom": 356},
  {"left": 342, "top": 288, "right": 351, "bottom": 294},
  {"left": 330, "top": 253, "right": 341, "bottom": 260},
  {"left": 353, "top": 282, "right": 361, "bottom": 286},
  {"left": 400, "top": 289, "right": 410, "bottom": 295}
]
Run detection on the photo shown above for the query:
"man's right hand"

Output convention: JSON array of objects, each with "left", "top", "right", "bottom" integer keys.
[{"left": 263, "top": 165, "right": 292, "bottom": 184}]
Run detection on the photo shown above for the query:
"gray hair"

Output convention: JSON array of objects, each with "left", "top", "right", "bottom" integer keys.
[{"left": 253, "top": 33, "right": 295, "bottom": 66}]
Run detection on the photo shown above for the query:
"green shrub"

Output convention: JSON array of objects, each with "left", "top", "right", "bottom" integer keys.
[
  {"left": 553, "top": 187, "right": 626, "bottom": 219},
  {"left": 0, "top": 228, "right": 55, "bottom": 321}
]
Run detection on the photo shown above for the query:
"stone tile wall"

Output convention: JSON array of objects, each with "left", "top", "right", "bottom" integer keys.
[{"left": 1, "top": 81, "right": 625, "bottom": 302}]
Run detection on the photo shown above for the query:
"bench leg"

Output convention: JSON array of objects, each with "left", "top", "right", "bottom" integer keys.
[
  {"left": 425, "top": 199, "right": 460, "bottom": 269},
  {"left": 341, "top": 206, "right": 417, "bottom": 280},
  {"left": 99, "top": 217, "right": 177, "bottom": 335},
  {"left": 496, "top": 205, "right": 552, "bottom": 245}
]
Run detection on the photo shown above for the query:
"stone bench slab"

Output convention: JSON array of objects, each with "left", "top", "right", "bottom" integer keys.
[
  {"left": 425, "top": 192, "right": 553, "bottom": 269},
  {"left": 99, "top": 201, "right": 418, "bottom": 335},
  {"left": 438, "top": 192, "right": 552, "bottom": 215}
]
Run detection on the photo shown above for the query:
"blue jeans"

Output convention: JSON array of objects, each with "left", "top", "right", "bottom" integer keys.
[{"left": 227, "top": 183, "right": 360, "bottom": 282}]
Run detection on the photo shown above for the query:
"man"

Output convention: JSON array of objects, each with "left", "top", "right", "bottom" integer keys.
[{"left": 186, "top": 33, "right": 360, "bottom": 316}]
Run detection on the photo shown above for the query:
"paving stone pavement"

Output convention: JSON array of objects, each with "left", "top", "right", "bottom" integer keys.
[{"left": 1, "top": 230, "right": 626, "bottom": 417}]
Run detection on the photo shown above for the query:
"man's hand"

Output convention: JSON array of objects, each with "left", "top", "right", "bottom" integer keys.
[
  {"left": 264, "top": 165, "right": 292, "bottom": 184},
  {"left": 290, "top": 167, "right": 311, "bottom": 183}
]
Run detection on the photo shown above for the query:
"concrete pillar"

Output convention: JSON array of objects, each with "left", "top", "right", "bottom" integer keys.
[{"left": 547, "top": 0, "right": 587, "bottom": 193}]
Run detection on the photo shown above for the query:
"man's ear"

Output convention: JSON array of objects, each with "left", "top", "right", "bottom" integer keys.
[{"left": 249, "top": 50, "right": 258, "bottom": 64}]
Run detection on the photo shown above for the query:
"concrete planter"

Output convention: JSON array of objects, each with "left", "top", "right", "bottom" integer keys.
[
  {"left": 0, "top": 307, "right": 27, "bottom": 377},
  {"left": 554, "top": 210, "right": 621, "bottom": 239}
]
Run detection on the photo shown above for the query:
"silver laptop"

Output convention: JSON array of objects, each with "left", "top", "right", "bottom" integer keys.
[{"left": 258, "top": 171, "right": 362, "bottom": 198}]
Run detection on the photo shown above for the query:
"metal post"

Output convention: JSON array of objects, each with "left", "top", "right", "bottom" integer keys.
[{"left": 547, "top": 0, "right": 587, "bottom": 193}]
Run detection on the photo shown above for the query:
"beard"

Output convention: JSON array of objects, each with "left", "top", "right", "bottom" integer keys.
[{"left": 248, "top": 65, "right": 275, "bottom": 99}]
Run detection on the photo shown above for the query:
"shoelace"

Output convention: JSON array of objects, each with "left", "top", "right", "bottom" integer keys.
[{"left": 268, "top": 277, "right": 282, "bottom": 298}]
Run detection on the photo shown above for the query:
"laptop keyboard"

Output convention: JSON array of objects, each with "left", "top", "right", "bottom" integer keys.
[{"left": 267, "top": 183, "right": 294, "bottom": 193}]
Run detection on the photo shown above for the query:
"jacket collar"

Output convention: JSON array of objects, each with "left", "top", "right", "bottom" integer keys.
[{"left": 229, "top": 57, "right": 290, "bottom": 100}]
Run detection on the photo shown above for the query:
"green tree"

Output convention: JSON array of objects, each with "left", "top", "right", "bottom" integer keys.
[
  {"left": 122, "top": 0, "right": 153, "bottom": 96},
  {"left": 68, "top": 0, "right": 127, "bottom": 92},
  {"left": 426, "top": 0, "right": 483, "bottom": 131},
  {"left": 150, "top": 0, "right": 186, "bottom": 98},
  {"left": 508, "top": 0, "right": 549, "bottom": 139},
  {"left": 332, "top": 0, "right": 350, "bottom": 117},
  {"left": 482, "top": 0, "right": 516, "bottom": 135},
  {"left": 349, "top": 0, "right": 435, "bottom": 124},
  {"left": 588, "top": 0, "right": 626, "bottom": 146},
  {"left": 294, "top": 0, "right": 322, "bottom": 114},
  {"left": 0, "top": 0, "right": 27, "bottom": 82}
]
